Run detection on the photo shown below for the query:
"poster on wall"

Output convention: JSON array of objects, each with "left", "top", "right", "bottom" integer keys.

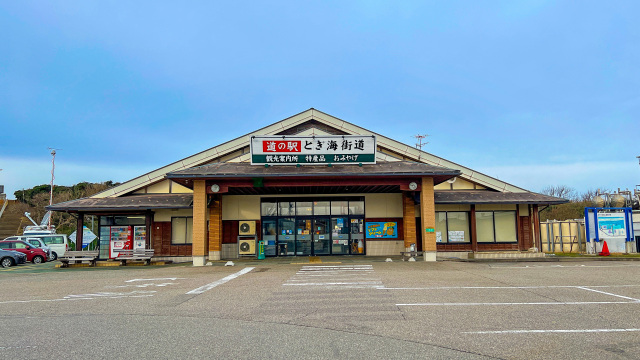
[
  {"left": 436, "top": 232, "right": 442, "bottom": 243},
  {"left": 448, "top": 231, "right": 465, "bottom": 242},
  {"left": 366, "top": 222, "right": 398, "bottom": 238}
]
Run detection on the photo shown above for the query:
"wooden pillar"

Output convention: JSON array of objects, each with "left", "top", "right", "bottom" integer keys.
[
  {"left": 76, "top": 213, "right": 84, "bottom": 251},
  {"left": 145, "top": 211, "right": 152, "bottom": 249},
  {"left": 516, "top": 205, "right": 522, "bottom": 251},
  {"left": 209, "top": 195, "right": 222, "bottom": 260},
  {"left": 192, "top": 180, "right": 208, "bottom": 266},
  {"left": 470, "top": 204, "right": 478, "bottom": 252},
  {"left": 419, "top": 177, "right": 436, "bottom": 261},
  {"left": 402, "top": 192, "right": 416, "bottom": 250},
  {"left": 532, "top": 204, "right": 541, "bottom": 251}
]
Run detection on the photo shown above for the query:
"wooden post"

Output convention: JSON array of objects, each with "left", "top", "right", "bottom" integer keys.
[
  {"left": 145, "top": 211, "right": 152, "bottom": 249},
  {"left": 470, "top": 204, "right": 478, "bottom": 253},
  {"left": 419, "top": 177, "right": 436, "bottom": 261},
  {"left": 76, "top": 212, "right": 84, "bottom": 251},
  {"left": 402, "top": 192, "right": 416, "bottom": 250},
  {"left": 192, "top": 180, "right": 208, "bottom": 266},
  {"left": 533, "top": 204, "right": 541, "bottom": 251},
  {"left": 209, "top": 195, "right": 222, "bottom": 260}
]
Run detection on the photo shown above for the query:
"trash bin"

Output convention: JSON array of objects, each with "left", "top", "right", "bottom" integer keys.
[{"left": 257, "top": 240, "right": 265, "bottom": 260}]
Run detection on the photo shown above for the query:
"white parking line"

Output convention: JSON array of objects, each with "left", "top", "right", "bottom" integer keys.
[
  {"left": 284, "top": 282, "right": 383, "bottom": 286},
  {"left": 186, "top": 267, "right": 254, "bottom": 295},
  {"left": 492, "top": 264, "right": 640, "bottom": 269},
  {"left": 381, "top": 285, "right": 640, "bottom": 290},
  {"left": 397, "top": 301, "right": 640, "bottom": 306},
  {"left": 125, "top": 278, "right": 185, "bottom": 282},
  {"left": 576, "top": 286, "right": 640, "bottom": 301},
  {"left": 464, "top": 328, "right": 640, "bottom": 334}
]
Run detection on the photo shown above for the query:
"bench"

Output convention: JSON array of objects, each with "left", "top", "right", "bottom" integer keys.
[
  {"left": 400, "top": 251, "right": 423, "bottom": 261},
  {"left": 115, "top": 249, "right": 155, "bottom": 266},
  {"left": 59, "top": 251, "right": 100, "bottom": 267}
]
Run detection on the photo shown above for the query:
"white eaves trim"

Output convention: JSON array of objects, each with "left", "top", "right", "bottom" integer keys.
[{"left": 94, "top": 108, "right": 525, "bottom": 198}]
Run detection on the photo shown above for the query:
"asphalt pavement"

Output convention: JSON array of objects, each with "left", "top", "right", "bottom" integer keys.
[{"left": 1, "top": 257, "right": 640, "bottom": 359}]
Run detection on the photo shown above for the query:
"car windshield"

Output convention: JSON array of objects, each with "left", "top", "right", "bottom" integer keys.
[{"left": 28, "top": 240, "right": 42, "bottom": 247}]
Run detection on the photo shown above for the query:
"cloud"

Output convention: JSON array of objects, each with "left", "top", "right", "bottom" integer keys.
[
  {"left": 0, "top": 156, "right": 146, "bottom": 199},
  {"left": 479, "top": 160, "right": 639, "bottom": 193}
]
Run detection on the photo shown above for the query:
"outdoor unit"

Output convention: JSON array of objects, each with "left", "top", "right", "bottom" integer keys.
[
  {"left": 239, "top": 221, "right": 256, "bottom": 236},
  {"left": 238, "top": 239, "right": 256, "bottom": 255}
]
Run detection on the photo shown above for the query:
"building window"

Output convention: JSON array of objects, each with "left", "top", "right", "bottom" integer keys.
[
  {"left": 476, "top": 211, "right": 517, "bottom": 243},
  {"left": 435, "top": 211, "right": 470, "bottom": 243},
  {"left": 172, "top": 217, "right": 193, "bottom": 245}
]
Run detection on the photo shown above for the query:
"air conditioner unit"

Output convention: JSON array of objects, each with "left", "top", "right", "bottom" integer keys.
[
  {"left": 238, "top": 239, "right": 256, "bottom": 255},
  {"left": 239, "top": 221, "right": 256, "bottom": 236}
]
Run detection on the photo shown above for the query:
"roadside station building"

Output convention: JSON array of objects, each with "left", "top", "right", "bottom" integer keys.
[{"left": 48, "top": 109, "right": 565, "bottom": 265}]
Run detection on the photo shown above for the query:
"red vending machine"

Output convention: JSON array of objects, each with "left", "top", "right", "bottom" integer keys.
[{"left": 109, "top": 226, "right": 132, "bottom": 259}]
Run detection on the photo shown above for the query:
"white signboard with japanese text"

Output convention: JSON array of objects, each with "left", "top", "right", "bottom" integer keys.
[{"left": 250, "top": 135, "right": 376, "bottom": 165}]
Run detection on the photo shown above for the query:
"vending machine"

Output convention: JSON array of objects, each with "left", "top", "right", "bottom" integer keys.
[
  {"left": 133, "top": 226, "right": 147, "bottom": 250},
  {"left": 109, "top": 226, "right": 132, "bottom": 259}
]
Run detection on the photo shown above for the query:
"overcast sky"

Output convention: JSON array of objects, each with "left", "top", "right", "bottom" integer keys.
[{"left": 1, "top": 1, "right": 638, "bottom": 200}]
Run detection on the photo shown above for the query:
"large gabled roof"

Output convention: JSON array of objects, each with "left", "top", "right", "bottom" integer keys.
[{"left": 93, "top": 108, "right": 528, "bottom": 198}]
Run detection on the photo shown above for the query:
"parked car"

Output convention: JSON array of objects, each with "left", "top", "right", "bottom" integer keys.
[
  {"left": 0, "top": 249, "right": 27, "bottom": 268},
  {"left": 20, "top": 238, "right": 52, "bottom": 261},
  {"left": 4, "top": 234, "right": 68, "bottom": 261},
  {"left": 0, "top": 240, "right": 48, "bottom": 263}
]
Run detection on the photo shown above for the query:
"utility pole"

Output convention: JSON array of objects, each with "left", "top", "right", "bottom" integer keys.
[{"left": 48, "top": 148, "right": 61, "bottom": 230}]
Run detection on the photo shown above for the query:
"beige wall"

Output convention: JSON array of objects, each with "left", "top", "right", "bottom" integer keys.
[
  {"left": 452, "top": 178, "right": 475, "bottom": 190},
  {"left": 434, "top": 178, "right": 486, "bottom": 190},
  {"left": 222, "top": 195, "right": 261, "bottom": 220},
  {"left": 364, "top": 193, "right": 403, "bottom": 218},
  {"left": 518, "top": 204, "right": 530, "bottom": 216},
  {"left": 134, "top": 180, "right": 193, "bottom": 194},
  {"left": 172, "top": 182, "right": 193, "bottom": 193},
  {"left": 146, "top": 180, "right": 171, "bottom": 194},
  {"left": 154, "top": 208, "right": 194, "bottom": 222}
]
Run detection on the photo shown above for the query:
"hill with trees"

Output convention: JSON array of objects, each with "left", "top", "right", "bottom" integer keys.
[{"left": 14, "top": 181, "right": 120, "bottom": 235}]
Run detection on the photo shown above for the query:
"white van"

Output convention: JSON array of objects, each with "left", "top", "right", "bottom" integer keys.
[{"left": 5, "top": 234, "right": 68, "bottom": 261}]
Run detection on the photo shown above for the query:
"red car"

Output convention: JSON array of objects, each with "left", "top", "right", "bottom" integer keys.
[{"left": 0, "top": 240, "right": 48, "bottom": 264}]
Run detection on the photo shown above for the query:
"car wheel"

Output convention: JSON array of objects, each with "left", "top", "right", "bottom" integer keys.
[
  {"left": 1, "top": 257, "right": 13, "bottom": 268},
  {"left": 32, "top": 256, "right": 44, "bottom": 264},
  {"left": 50, "top": 252, "right": 58, "bottom": 261}
]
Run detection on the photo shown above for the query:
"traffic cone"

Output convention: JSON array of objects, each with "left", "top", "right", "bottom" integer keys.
[{"left": 599, "top": 241, "right": 610, "bottom": 256}]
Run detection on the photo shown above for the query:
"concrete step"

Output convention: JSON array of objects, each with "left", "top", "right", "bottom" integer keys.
[{"left": 472, "top": 251, "right": 546, "bottom": 259}]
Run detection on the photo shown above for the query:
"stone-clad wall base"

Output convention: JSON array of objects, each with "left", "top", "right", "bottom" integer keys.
[
  {"left": 473, "top": 252, "right": 546, "bottom": 259},
  {"left": 366, "top": 240, "right": 404, "bottom": 256},
  {"left": 221, "top": 244, "right": 239, "bottom": 259}
]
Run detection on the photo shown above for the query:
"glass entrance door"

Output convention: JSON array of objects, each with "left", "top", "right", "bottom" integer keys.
[
  {"left": 278, "top": 218, "right": 295, "bottom": 256},
  {"left": 313, "top": 217, "right": 330, "bottom": 255},
  {"left": 295, "top": 218, "right": 312, "bottom": 256},
  {"left": 350, "top": 218, "right": 365, "bottom": 254},
  {"left": 331, "top": 217, "right": 350, "bottom": 254},
  {"left": 262, "top": 220, "right": 277, "bottom": 256}
]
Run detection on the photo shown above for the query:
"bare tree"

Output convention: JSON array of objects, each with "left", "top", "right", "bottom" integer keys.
[{"left": 540, "top": 185, "right": 577, "bottom": 201}]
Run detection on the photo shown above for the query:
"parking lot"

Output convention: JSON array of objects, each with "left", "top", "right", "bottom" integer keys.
[{"left": 1, "top": 259, "right": 640, "bottom": 359}]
